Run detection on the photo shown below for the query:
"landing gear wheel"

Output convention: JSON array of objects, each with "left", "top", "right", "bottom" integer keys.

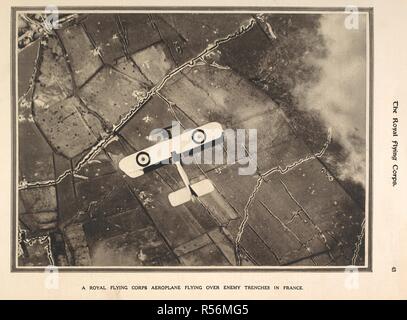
[
  {"left": 136, "top": 151, "right": 151, "bottom": 167},
  {"left": 192, "top": 129, "right": 206, "bottom": 144}
]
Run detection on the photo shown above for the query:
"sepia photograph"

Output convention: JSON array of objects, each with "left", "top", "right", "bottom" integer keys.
[{"left": 14, "top": 8, "right": 371, "bottom": 270}]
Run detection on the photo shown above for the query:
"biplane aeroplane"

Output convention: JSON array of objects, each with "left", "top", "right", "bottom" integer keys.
[{"left": 119, "top": 122, "right": 223, "bottom": 207}]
